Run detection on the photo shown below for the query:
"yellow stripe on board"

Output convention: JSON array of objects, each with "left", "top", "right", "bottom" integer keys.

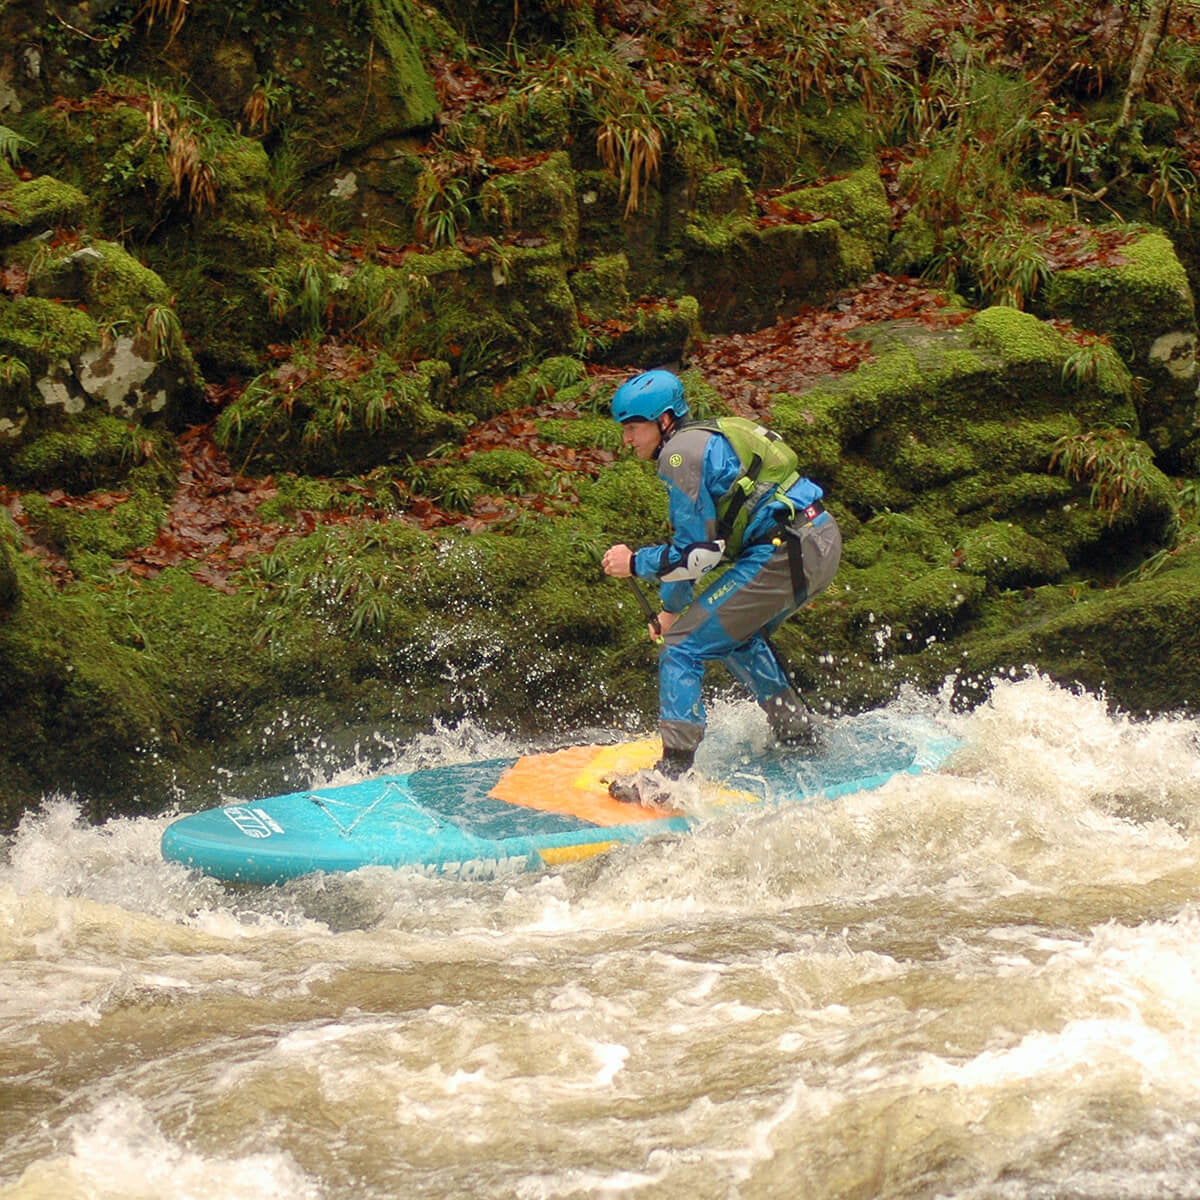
[{"left": 537, "top": 841, "right": 620, "bottom": 866}]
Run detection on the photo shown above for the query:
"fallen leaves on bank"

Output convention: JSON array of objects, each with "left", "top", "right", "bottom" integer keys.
[{"left": 6, "top": 272, "right": 986, "bottom": 593}]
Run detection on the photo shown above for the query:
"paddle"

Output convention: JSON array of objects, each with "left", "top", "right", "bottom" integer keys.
[{"left": 580, "top": 538, "right": 663, "bottom": 645}]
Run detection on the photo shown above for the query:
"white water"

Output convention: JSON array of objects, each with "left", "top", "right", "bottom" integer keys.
[{"left": 4, "top": 676, "right": 1200, "bottom": 1199}]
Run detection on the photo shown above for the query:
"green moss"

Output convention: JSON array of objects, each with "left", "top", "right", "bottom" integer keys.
[
  {"left": 949, "top": 547, "right": 1200, "bottom": 715},
  {"left": 215, "top": 347, "right": 466, "bottom": 474},
  {"left": 21, "top": 99, "right": 174, "bottom": 234},
  {"left": 478, "top": 152, "right": 579, "bottom": 255},
  {"left": 0, "top": 557, "right": 176, "bottom": 817},
  {"left": 0, "top": 175, "right": 89, "bottom": 242},
  {"left": 576, "top": 457, "right": 668, "bottom": 547},
  {"left": 959, "top": 521, "right": 1070, "bottom": 587},
  {"left": 467, "top": 448, "right": 547, "bottom": 490},
  {"left": 968, "top": 305, "right": 1073, "bottom": 368},
  {"left": 5, "top": 411, "right": 171, "bottom": 490},
  {"left": 537, "top": 414, "right": 621, "bottom": 452},
  {"left": 775, "top": 164, "right": 891, "bottom": 261},
  {"left": 0, "top": 515, "right": 18, "bottom": 610},
  {"left": 493, "top": 355, "right": 588, "bottom": 409},
  {"left": 1042, "top": 229, "right": 1194, "bottom": 338},
  {"left": 87, "top": 241, "right": 172, "bottom": 315},
  {"left": 847, "top": 561, "right": 987, "bottom": 649},
  {"left": 571, "top": 252, "right": 631, "bottom": 322},
  {"left": 696, "top": 168, "right": 753, "bottom": 218},
  {"left": 367, "top": 0, "right": 440, "bottom": 130},
  {"left": 20, "top": 462, "right": 169, "bottom": 579},
  {"left": 886, "top": 209, "right": 937, "bottom": 275},
  {"left": 0, "top": 295, "right": 98, "bottom": 380},
  {"left": 479, "top": 89, "right": 572, "bottom": 155},
  {"left": 843, "top": 510, "right": 952, "bottom": 570},
  {"left": 889, "top": 431, "right": 978, "bottom": 489},
  {"left": 683, "top": 211, "right": 759, "bottom": 254},
  {"left": 256, "top": 472, "right": 402, "bottom": 521}
]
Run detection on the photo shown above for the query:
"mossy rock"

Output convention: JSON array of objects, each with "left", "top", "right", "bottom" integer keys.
[
  {"left": 2, "top": 409, "right": 172, "bottom": 492},
  {"left": 592, "top": 295, "right": 702, "bottom": 369},
  {"left": 1037, "top": 229, "right": 1199, "bottom": 459},
  {"left": 0, "top": 175, "right": 89, "bottom": 243},
  {"left": 537, "top": 412, "right": 621, "bottom": 452},
  {"left": 846, "top": 561, "right": 987, "bottom": 652},
  {"left": 20, "top": 476, "right": 168, "bottom": 583},
  {"left": 943, "top": 545, "right": 1200, "bottom": 715},
  {"left": 28, "top": 240, "right": 170, "bottom": 314},
  {"left": 1040, "top": 228, "right": 1195, "bottom": 344},
  {"left": 488, "top": 355, "right": 589, "bottom": 410},
  {"left": 774, "top": 163, "right": 892, "bottom": 263},
  {"left": 215, "top": 350, "right": 464, "bottom": 474},
  {"left": 842, "top": 510, "right": 952, "bottom": 570},
  {"left": 478, "top": 151, "right": 579, "bottom": 257},
  {"left": 959, "top": 521, "right": 1070, "bottom": 588},
  {"left": 696, "top": 167, "right": 753, "bottom": 219},
  {"left": 476, "top": 89, "right": 573, "bottom": 156},
  {"left": 0, "top": 555, "right": 173, "bottom": 818},
  {"left": 886, "top": 209, "right": 938, "bottom": 275},
  {"left": 20, "top": 98, "right": 177, "bottom": 235},
  {"left": 369, "top": 242, "right": 583, "bottom": 389},
  {"left": 570, "top": 252, "right": 631, "bottom": 324},
  {"left": 681, "top": 216, "right": 863, "bottom": 333},
  {"left": 0, "top": 517, "right": 18, "bottom": 611},
  {"left": 0, "top": 295, "right": 98, "bottom": 415}
]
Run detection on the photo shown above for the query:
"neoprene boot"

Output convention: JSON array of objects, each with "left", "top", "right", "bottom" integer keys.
[
  {"left": 763, "top": 687, "right": 822, "bottom": 751},
  {"left": 608, "top": 745, "right": 694, "bottom": 807},
  {"left": 653, "top": 746, "right": 695, "bottom": 779}
]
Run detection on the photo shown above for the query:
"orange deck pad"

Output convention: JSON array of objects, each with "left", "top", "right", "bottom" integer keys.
[{"left": 487, "top": 740, "right": 682, "bottom": 826}]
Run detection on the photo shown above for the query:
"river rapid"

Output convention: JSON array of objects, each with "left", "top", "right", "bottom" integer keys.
[{"left": 4, "top": 675, "right": 1200, "bottom": 1200}]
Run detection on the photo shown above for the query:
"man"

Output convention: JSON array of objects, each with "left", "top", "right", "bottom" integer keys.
[{"left": 600, "top": 368, "right": 841, "bottom": 801}]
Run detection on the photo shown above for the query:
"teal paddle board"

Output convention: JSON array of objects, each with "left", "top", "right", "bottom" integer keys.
[{"left": 161, "top": 712, "right": 958, "bottom": 884}]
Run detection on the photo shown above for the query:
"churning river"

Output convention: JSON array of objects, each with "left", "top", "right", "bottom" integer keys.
[{"left": 4, "top": 675, "right": 1200, "bottom": 1200}]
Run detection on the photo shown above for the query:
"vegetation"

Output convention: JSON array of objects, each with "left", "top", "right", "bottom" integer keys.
[{"left": 2, "top": 0, "right": 1200, "bottom": 818}]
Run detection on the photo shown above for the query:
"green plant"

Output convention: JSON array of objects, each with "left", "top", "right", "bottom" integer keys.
[
  {"left": 1142, "top": 143, "right": 1198, "bottom": 222},
  {"left": 0, "top": 355, "right": 32, "bottom": 393},
  {"left": 142, "top": 301, "right": 183, "bottom": 359},
  {"left": 972, "top": 220, "right": 1050, "bottom": 309},
  {"left": 1049, "top": 428, "right": 1157, "bottom": 525},
  {"left": 415, "top": 168, "right": 471, "bottom": 247},
  {"left": 1061, "top": 337, "right": 1116, "bottom": 390},
  {"left": 258, "top": 257, "right": 333, "bottom": 334},
  {"left": 242, "top": 73, "right": 294, "bottom": 135},
  {"left": 0, "top": 125, "right": 32, "bottom": 166}
]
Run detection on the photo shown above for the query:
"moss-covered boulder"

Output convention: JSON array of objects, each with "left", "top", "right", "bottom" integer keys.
[
  {"left": 0, "top": 238, "right": 203, "bottom": 439},
  {"left": 478, "top": 151, "right": 580, "bottom": 257},
  {"left": 215, "top": 349, "right": 464, "bottom": 474},
  {"left": 0, "top": 514, "right": 18, "bottom": 611},
  {"left": 0, "top": 550, "right": 172, "bottom": 820},
  {"left": 0, "top": 174, "right": 89, "bottom": 242},
  {"left": 1037, "top": 230, "right": 1200, "bottom": 468},
  {"left": 759, "top": 305, "right": 1179, "bottom": 714},
  {"left": 3, "top": 409, "right": 172, "bottom": 492},
  {"left": 774, "top": 163, "right": 892, "bottom": 266},
  {"left": 943, "top": 544, "right": 1200, "bottom": 716},
  {"left": 682, "top": 216, "right": 870, "bottom": 333}
]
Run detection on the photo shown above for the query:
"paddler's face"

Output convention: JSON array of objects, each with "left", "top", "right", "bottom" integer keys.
[{"left": 621, "top": 417, "right": 665, "bottom": 460}]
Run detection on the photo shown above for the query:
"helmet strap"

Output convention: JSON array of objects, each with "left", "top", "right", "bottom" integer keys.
[{"left": 652, "top": 413, "right": 675, "bottom": 458}]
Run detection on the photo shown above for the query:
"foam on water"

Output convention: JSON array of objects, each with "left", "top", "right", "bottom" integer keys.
[{"left": 4, "top": 677, "right": 1200, "bottom": 1198}]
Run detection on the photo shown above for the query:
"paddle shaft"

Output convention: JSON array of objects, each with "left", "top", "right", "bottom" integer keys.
[
  {"left": 624, "top": 575, "right": 663, "bottom": 644},
  {"left": 584, "top": 539, "right": 662, "bottom": 644}
]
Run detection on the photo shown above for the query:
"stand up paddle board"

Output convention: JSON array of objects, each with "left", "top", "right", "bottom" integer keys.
[{"left": 161, "top": 712, "right": 958, "bottom": 884}]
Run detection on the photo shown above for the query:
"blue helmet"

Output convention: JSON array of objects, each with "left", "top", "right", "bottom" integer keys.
[{"left": 611, "top": 370, "right": 688, "bottom": 423}]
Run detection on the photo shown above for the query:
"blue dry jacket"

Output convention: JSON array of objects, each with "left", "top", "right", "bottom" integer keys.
[{"left": 630, "top": 425, "right": 823, "bottom": 613}]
